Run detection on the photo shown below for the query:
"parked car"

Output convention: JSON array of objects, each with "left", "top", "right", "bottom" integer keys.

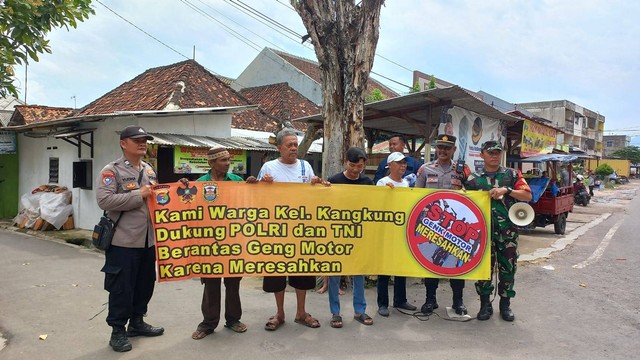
[{"left": 607, "top": 172, "right": 629, "bottom": 184}]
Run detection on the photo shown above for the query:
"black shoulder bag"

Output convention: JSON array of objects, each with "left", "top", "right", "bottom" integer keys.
[{"left": 92, "top": 167, "right": 143, "bottom": 250}]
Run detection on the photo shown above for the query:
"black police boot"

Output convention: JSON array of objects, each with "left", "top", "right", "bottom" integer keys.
[
  {"left": 499, "top": 297, "right": 515, "bottom": 321},
  {"left": 421, "top": 297, "right": 438, "bottom": 314},
  {"left": 477, "top": 295, "right": 493, "bottom": 321},
  {"left": 127, "top": 317, "right": 165, "bottom": 337},
  {"left": 452, "top": 289, "right": 467, "bottom": 315},
  {"left": 109, "top": 326, "right": 132, "bottom": 352},
  {"left": 421, "top": 283, "right": 438, "bottom": 314}
]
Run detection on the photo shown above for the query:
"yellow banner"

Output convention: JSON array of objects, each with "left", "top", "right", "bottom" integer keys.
[
  {"left": 148, "top": 182, "right": 492, "bottom": 282},
  {"left": 521, "top": 119, "right": 557, "bottom": 157}
]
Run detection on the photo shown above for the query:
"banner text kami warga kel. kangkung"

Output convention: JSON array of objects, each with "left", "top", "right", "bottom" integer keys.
[{"left": 148, "top": 182, "right": 492, "bottom": 282}]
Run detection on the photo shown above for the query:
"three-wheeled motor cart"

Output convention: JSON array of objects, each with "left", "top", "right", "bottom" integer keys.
[{"left": 508, "top": 154, "right": 578, "bottom": 235}]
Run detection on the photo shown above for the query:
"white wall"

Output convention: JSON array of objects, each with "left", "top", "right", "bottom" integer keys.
[{"left": 17, "top": 112, "right": 234, "bottom": 230}]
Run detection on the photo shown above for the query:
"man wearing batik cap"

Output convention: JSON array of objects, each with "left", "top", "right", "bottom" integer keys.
[
  {"left": 96, "top": 125, "right": 163, "bottom": 352},
  {"left": 188, "top": 146, "right": 257, "bottom": 339},
  {"left": 415, "top": 134, "right": 471, "bottom": 316},
  {"left": 464, "top": 140, "right": 532, "bottom": 322}
]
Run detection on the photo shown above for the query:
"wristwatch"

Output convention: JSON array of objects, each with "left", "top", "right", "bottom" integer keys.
[{"left": 505, "top": 186, "right": 513, "bottom": 195}]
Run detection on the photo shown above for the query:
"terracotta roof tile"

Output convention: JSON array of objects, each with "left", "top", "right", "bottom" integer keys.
[
  {"left": 76, "top": 60, "right": 250, "bottom": 116},
  {"left": 9, "top": 105, "right": 74, "bottom": 126},
  {"left": 272, "top": 49, "right": 399, "bottom": 100},
  {"left": 233, "top": 83, "right": 320, "bottom": 133}
]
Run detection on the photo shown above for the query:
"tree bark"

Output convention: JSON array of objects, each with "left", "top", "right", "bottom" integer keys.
[{"left": 293, "top": 0, "right": 384, "bottom": 177}]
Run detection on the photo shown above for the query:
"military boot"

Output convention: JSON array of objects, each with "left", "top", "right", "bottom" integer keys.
[
  {"left": 499, "top": 297, "right": 515, "bottom": 321},
  {"left": 109, "top": 326, "right": 132, "bottom": 352},
  {"left": 477, "top": 295, "right": 493, "bottom": 320},
  {"left": 452, "top": 289, "right": 467, "bottom": 315},
  {"left": 127, "top": 317, "right": 165, "bottom": 337},
  {"left": 420, "top": 286, "right": 438, "bottom": 314}
]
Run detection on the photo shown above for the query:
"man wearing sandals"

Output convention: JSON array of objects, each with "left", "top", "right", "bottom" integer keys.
[
  {"left": 256, "top": 128, "right": 330, "bottom": 331},
  {"left": 189, "top": 146, "right": 258, "bottom": 339},
  {"left": 326, "top": 147, "right": 374, "bottom": 328}
]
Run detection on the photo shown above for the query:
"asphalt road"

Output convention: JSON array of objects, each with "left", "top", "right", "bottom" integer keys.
[{"left": 0, "top": 184, "right": 638, "bottom": 359}]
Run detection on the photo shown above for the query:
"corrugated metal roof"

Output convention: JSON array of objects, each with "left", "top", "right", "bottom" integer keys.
[
  {"left": 148, "top": 132, "right": 277, "bottom": 152},
  {"left": 294, "top": 86, "right": 521, "bottom": 137}
]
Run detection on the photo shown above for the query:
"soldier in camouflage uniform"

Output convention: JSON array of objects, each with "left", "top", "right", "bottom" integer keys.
[{"left": 464, "top": 140, "right": 532, "bottom": 321}]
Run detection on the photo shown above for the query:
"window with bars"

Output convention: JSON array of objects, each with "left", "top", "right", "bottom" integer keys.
[{"left": 49, "top": 157, "right": 59, "bottom": 183}]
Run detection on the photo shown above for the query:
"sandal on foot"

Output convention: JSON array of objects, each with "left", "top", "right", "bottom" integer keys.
[
  {"left": 317, "top": 287, "right": 327, "bottom": 294},
  {"left": 191, "top": 328, "right": 214, "bottom": 340},
  {"left": 354, "top": 313, "right": 373, "bottom": 325},
  {"left": 224, "top": 321, "right": 247, "bottom": 333},
  {"left": 294, "top": 313, "right": 320, "bottom": 328},
  {"left": 264, "top": 315, "right": 285, "bottom": 331},
  {"left": 330, "top": 314, "right": 343, "bottom": 328}
]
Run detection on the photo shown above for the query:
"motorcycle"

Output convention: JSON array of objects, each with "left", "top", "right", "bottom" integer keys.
[{"left": 574, "top": 180, "right": 591, "bottom": 206}]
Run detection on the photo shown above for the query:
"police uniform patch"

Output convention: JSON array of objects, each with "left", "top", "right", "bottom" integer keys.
[
  {"left": 101, "top": 171, "right": 115, "bottom": 186},
  {"left": 203, "top": 183, "right": 218, "bottom": 202},
  {"left": 125, "top": 183, "right": 137, "bottom": 190},
  {"left": 156, "top": 189, "right": 170, "bottom": 205}
]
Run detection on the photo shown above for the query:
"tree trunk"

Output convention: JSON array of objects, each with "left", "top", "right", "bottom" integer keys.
[{"left": 293, "top": 0, "right": 384, "bottom": 178}]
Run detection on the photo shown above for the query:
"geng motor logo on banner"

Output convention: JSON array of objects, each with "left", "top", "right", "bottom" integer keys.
[{"left": 406, "top": 191, "right": 487, "bottom": 276}]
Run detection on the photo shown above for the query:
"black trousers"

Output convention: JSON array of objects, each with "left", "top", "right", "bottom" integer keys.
[
  {"left": 424, "top": 278, "right": 465, "bottom": 296},
  {"left": 197, "top": 277, "right": 242, "bottom": 331},
  {"left": 102, "top": 245, "right": 156, "bottom": 327}
]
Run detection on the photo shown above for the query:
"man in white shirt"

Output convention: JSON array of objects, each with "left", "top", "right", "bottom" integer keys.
[{"left": 257, "top": 128, "right": 329, "bottom": 331}]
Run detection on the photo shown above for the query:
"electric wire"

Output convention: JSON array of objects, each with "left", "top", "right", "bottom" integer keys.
[
  {"left": 196, "top": 0, "right": 287, "bottom": 52},
  {"left": 95, "top": 0, "right": 190, "bottom": 61},
  {"left": 179, "top": 0, "right": 262, "bottom": 52}
]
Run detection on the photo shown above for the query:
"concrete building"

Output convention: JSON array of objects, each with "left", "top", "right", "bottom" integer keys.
[
  {"left": 602, "top": 134, "right": 631, "bottom": 157},
  {"left": 518, "top": 100, "right": 605, "bottom": 158},
  {"left": 232, "top": 47, "right": 398, "bottom": 104}
]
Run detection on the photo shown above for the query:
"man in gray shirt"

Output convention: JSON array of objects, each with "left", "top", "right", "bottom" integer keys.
[{"left": 96, "top": 125, "right": 164, "bottom": 352}]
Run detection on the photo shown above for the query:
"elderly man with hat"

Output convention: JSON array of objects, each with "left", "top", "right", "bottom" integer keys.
[
  {"left": 375, "top": 151, "right": 418, "bottom": 316},
  {"left": 415, "top": 134, "right": 472, "bottom": 316},
  {"left": 464, "top": 140, "right": 532, "bottom": 322},
  {"left": 96, "top": 125, "right": 164, "bottom": 352},
  {"left": 188, "top": 146, "right": 257, "bottom": 339}
]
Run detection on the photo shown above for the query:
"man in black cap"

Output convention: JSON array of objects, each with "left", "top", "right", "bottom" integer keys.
[
  {"left": 415, "top": 134, "right": 471, "bottom": 316},
  {"left": 96, "top": 125, "right": 164, "bottom": 352}
]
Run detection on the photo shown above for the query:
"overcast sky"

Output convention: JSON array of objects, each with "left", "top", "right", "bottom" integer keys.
[{"left": 12, "top": 0, "right": 640, "bottom": 138}]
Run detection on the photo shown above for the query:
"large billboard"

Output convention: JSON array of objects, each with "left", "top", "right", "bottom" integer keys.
[{"left": 438, "top": 107, "right": 506, "bottom": 173}]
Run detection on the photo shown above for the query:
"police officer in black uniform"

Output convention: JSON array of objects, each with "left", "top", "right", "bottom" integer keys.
[{"left": 96, "top": 125, "right": 164, "bottom": 352}]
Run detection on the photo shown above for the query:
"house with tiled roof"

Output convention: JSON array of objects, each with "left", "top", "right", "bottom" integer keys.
[
  {"left": 232, "top": 48, "right": 399, "bottom": 105},
  {"left": 76, "top": 60, "right": 250, "bottom": 115},
  {"left": 4, "top": 60, "right": 283, "bottom": 229},
  {"left": 8, "top": 105, "right": 74, "bottom": 126},
  {"left": 236, "top": 82, "right": 319, "bottom": 133}
]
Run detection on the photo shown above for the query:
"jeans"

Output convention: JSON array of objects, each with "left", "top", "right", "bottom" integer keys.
[
  {"left": 376, "top": 276, "right": 407, "bottom": 308},
  {"left": 329, "top": 276, "right": 366, "bottom": 315}
]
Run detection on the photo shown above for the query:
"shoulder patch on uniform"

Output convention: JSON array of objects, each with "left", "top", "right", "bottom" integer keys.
[{"left": 101, "top": 171, "right": 115, "bottom": 186}]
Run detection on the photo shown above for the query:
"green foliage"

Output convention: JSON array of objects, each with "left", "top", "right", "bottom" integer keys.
[
  {"left": 365, "top": 88, "right": 385, "bottom": 103},
  {"left": 409, "top": 81, "right": 421, "bottom": 93},
  {"left": 595, "top": 163, "right": 614, "bottom": 177},
  {"left": 0, "top": 0, "right": 94, "bottom": 98},
  {"left": 610, "top": 146, "right": 640, "bottom": 164},
  {"left": 429, "top": 75, "right": 436, "bottom": 89}
]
